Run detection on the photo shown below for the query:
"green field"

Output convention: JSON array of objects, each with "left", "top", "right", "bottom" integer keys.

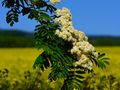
[{"left": 0, "top": 47, "right": 120, "bottom": 78}]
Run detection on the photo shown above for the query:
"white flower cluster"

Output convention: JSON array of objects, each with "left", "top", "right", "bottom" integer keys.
[
  {"left": 55, "top": 7, "right": 98, "bottom": 70},
  {"left": 49, "top": 0, "right": 61, "bottom": 5}
]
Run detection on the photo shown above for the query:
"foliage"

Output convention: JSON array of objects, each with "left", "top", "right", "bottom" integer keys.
[
  {"left": 0, "top": 30, "right": 34, "bottom": 47},
  {"left": 33, "top": 26, "right": 109, "bottom": 89},
  {"left": 88, "top": 52, "right": 109, "bottom": 69},
  {"left": 0, "top": 68, "right": 120, "bottom": 90},
  {"left": 89, "top": 36, "right": 120, "bottom": 46},
  {"left": 1, "top": 0, "right": 109, "bottom": 89},
  {"left": 83, "top": 73, "right": 120, "bottom": 90},
  {"left": 0, "top": 68, "right": 63, "bottom": 90},
  {"left": 61, "top": 66, "right": 86, "bottom": 90},
  {"left": 0, "top": 30, "right": 120, "bottom": 47},
  {"left": 2, "top": 0, "right": 56, "bottom": 26}
]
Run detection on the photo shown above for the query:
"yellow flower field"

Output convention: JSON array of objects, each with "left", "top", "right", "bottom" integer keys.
[
  {"left": 96, "top": 46, "right": 120, "bottom": 77},
  {"left": 0, "top": 47, "right": 120, "bottom": 78}
]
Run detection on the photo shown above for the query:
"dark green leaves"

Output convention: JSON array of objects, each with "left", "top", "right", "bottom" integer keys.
[
  {"left": 2, "top": 0, "right": 14, "bottom": 8},
  {"left": 21, "top": 8, "right": 31, "bottom": 16},
  {"left": 39, "top": 12, "right": 52, "bottom": 21},
  {"left": 31, "top": 0, "right": 47, "bottom": 8},
  {"left": 28, "top": 9, "right": 39, "bottom": 20},
  {"left": 46, "top": 5, "right": 57, "bottom": 13},
  {"left": 48, "top": 46, "right": 74, "bottom": 81},
  {"left": 96, "top": 53, "right": 109, "bottom": 69},
  {"left": 89, "top": 52, "right": 109, "bottom": 69},
  {"left": 33, "top": 51, "right": 51, "bottom": 71},
  {"left": 61, "top": 66, "right": 86, "bottom": 90},
  {"left": 34, "top": 20, "right": 76, "bottom": 81},
  {"left": 28, "top": 10, "right": 52, "bottom": 22},
  {"left": 2, "top": 0, "right": 29, "bottom": 26},
  {"left": 6, "top": 7, "right": 19, "bottom": 26},
  {"left": 2, "top": 0, "right": 56, "bottom": 26}
]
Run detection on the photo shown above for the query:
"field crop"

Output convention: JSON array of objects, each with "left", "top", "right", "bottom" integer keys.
[
  {"left": 0, "top": 47, "right": 120, "bottom": 90},
  {"left": 0, "top": 48, "right": 40, "bottom": 79},
  {"left": 0, "top": 47, "right": 120, "bottom": 78},
  {"left": 96, "top": 46, "right": 120, "bottom": 77}
]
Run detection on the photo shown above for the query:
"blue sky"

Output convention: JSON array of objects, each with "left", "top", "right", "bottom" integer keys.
[{"left": 0, "top": 0, "right": 120, "bottom": 36}]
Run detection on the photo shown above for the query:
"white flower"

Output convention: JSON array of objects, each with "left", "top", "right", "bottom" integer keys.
[
  {"left": 87, "top": 61, "right": 93, "bottom": 70},
  {"left": 56, "top": 9, "right": 61, "bottom": 16},
  {"left": 58, "top": 32, "right": 63, "bottom": 37},
  {"left": 70, "top": 45, "right": 80, "bottom": 54},
  {"left": 74, "top": 54, "right": 89, "bottom": 66},
  {"left": 55, "top": 29, "right": 60, "bottom": 35},
  {"left": 54, "top": 18, "right": 60, "bottom": 24},
  {"left": 61, "top": 14, "right": 72, "bottom": 20},
  {"left": 61, "top": 21, "right": 72, "bottom": 28},
  {"left": 72, "top": 46, "right": 79, "bottom": 52},
  {"left": 78, "top": 41, "right": 95, "bottom": 53},
  {"left": 73, "top": 88, "right": 78, "bottom": 90},
  {"left": 80, "top": 54, "right": 89, "bottom": 63},
  {"left": 81, "top": 61, "right": 93, "bottom": 70},
  {"left": 54, "top": 7, "right": 97, "bottom": 69},
  {"left": 92, "top": 51, "right": 98, "bottom": 57},
  {"left": 74, "top": 61, "right": 81, "bottom": 67},
  {"left": 58, "top": 32, "right": 67, "bottom": 40},
  {"left": 84, "top": 43, "right": 95, "bottom": 52},
  {"left": 85, "top": 36, "right": 88, "bottom": 41},
  {"left": 68, "top": 36, "right": 73, "bottom": 41},
  {"left": 81, "top": 64, "right": 88, "bottom": 68},
  {"left": 78, "top": 31, "right": 86, "bottom": 41},
  {"left": 61, "top": 7, "right": 71, "bottom": 14},
  {"left": 75, "top": 42, "right": 81, "bottom": 46},
  {"left": 61, "top": 20, "right": 69, "bottom": 27},
  {"left": 49, "top": 0, "right": 61, "bottom": 4},
  {"left": 76, "top": 51, "right": 81, "bottom": 56},
  {"left": 70, "top": 49, "right": 74, "bottom": 54},
  {"left": 62, "top": 35, "right": 67, "bottom": 40},
  {"left": 71, "top": 38, "right": 77, "bottom": 42},
  {"left": 67, "top": 27, "right": 74, "bottom": 32},
  {"left": 63, "top": 31, "right": 71, "bottom": 37}
]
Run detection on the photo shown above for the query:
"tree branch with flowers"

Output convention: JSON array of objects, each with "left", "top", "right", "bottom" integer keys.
[{"left": 2, "top": 0, "right": 109, "bottom": 89}]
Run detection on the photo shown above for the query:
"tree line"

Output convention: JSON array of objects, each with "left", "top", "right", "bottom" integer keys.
[
  {"left": 0, "top": 29, "right": 120, "bottom": 47},
  {"left": 0, "top": 29, "right": 34, "bottom": 47}
]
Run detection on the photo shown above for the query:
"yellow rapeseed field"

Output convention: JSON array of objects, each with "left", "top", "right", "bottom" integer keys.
[
  {"left": 0, "top": 47, "right": 120, "bottom": 78},
  {"left": 96, "top": 46, "right": 120, "bottom": 77},
  {"left": 0, "top": 48, "right": 40, "bottom": 79}
]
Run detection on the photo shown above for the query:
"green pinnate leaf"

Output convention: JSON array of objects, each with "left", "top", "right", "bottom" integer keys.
[
  {"left": 33, "top": 51, "right": 51, "bottom": 71},
  {"left": 21, "top": 8, "right": 31, "bottom": 16},
  {"left": 96, "top": 53, "right": 110, "bottom": 69}
]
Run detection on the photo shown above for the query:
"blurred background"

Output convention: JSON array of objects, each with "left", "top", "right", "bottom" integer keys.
[
  {"left": 1, "top": 0, "right": 120, "bottom": 47},
  {"left": 0, "top": 0, "right": 120, "bottom": 89},
  {"left": 0, "top": 0, "right": 120, "bottom": 78}
]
